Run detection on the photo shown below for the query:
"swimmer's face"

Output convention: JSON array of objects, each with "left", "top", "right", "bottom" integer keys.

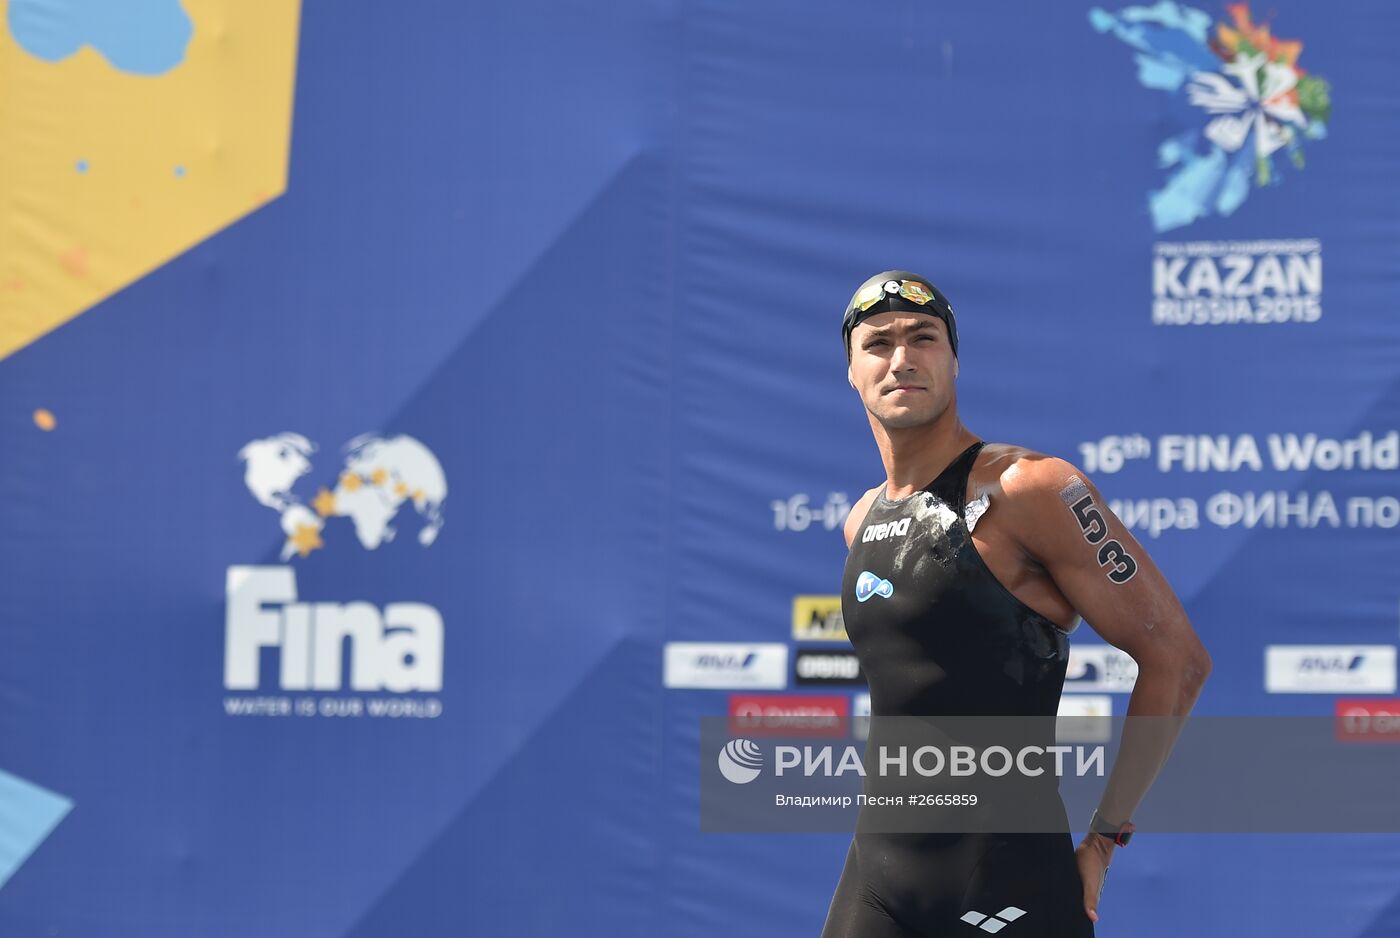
[{"left": 847, "top": 311, "right": 959, "bottom": 430}]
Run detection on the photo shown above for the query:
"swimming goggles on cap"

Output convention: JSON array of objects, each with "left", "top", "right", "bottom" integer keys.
[{"left": 850, "top": 278, "right": 938, "bottom": 312}]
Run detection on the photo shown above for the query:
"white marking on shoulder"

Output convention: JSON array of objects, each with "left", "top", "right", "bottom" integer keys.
[{"left": 964, "top": 493, "right": 990, "bottom": 533}]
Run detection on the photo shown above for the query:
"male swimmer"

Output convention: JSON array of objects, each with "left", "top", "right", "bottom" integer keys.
[{"left": 820, "top": 271, "right": 1211, "bottom": 937}]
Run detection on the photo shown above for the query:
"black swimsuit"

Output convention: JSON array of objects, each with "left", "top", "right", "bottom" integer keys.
[{"left": 820, "top": 441, "right": 1094, "bottom": 937}]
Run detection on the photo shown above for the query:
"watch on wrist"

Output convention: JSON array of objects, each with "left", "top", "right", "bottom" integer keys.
[{"left": 1089, "top": 809, "right": 1135, "bottom": 846}]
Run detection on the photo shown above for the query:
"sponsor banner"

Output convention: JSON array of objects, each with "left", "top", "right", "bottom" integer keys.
[
  {"left": 728, "top": 694, "right": 850, "bottom": 737},
  {"left": 853, "top": 692, "right": 871, "bottom": 742},
  {"left": 791, "top": 595, "right": 848, "bottom": 642},
  {"left": 1335, "top": 699, "right": 1400, "bottom": 743},
  {"left": 1266, "top": 645, "right": 1397, "bottom": 694},
  {"left": 664, "top": 642, "right": 788, "bottom": 690},
  {"left": 794, "top": 650, "right": 865, "bottom": 686},
  {"left": 1064, "top": 645, "right": 1139, "bottom": 694},
  {"left": 1057, "top": 695, "right": 1113, "bottom": 743}
]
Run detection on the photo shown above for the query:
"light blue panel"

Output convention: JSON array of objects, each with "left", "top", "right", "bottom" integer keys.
[{"left": 0, "top": 770, "right": 72, "bottom": 891}]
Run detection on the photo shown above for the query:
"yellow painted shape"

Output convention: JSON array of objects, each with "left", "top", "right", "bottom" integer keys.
[{"left": 0, "top": 0, "right": 301, "bottom": 360}]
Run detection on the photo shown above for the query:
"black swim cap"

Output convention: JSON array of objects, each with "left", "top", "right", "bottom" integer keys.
[{"left": 842, "top": 270, "right": 958, "bottom": 360}]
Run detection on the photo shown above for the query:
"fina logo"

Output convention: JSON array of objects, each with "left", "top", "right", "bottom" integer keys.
[
  {"left": 226, "top": 431, "right": 447, "bottom": 698},
  {"left": 239, "top": 432, "right": 447, "bottom": 560},
  {"left": 855, "top": 570, "right": 894, "bottom": 602},
  {"left": 718, "top": 739, "right": 764, "bottom": 784},
  {"left": 224, "top": 566, "right": 443, "bottom": 693}
]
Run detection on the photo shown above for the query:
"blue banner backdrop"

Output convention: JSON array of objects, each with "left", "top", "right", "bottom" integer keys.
[{"left": 2, "top": 1, "right": 1398, "bottom": 935}]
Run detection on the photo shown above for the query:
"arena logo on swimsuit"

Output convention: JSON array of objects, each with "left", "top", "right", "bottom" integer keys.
[{"left": 861, "top": 517, "right": 911, "bottom": 543}]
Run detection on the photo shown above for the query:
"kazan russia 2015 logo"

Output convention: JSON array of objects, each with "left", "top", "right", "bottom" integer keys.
[
  {"left": 224, "top": 433, "right": 448, "bottom": 719},
  {"left": 1093, "top": 3, "right": 1332, "bottom": 327}
]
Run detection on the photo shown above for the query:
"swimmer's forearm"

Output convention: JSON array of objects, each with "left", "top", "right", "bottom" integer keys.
[{"left": 1093, "top": 656, "right": 1210, "bottom": 827}]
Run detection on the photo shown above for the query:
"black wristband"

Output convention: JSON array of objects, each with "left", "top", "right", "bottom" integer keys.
[{"left": 1089, "top": 809, "right": 1135, "bottom": 846}]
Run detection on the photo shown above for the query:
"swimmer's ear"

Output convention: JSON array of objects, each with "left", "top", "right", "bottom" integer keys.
[
  {"left": 953, "top": 360, "right": 960, "bottom": 379},
  {"left": 847, "top": 366, "right": 856, "bottom": 390}
]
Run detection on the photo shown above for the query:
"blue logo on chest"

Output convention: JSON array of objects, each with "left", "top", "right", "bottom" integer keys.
[{"left": 855, "top": 570, "right": 894, "bottom": 602}]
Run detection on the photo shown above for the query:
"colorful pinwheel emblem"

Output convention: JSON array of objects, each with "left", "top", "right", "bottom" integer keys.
[{"left": 1092, "top": 3, "right": 1332, "bottom": 231}]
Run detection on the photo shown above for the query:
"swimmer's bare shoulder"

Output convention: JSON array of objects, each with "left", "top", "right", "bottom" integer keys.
[
  {"left": 979, "top": 442, "right": 1207, "bottom": 668},
  {"left": 843, "top": 486, "right": 884, "bottom": 549},
  {"left": 968, "top": 442, "right": 1056, "bottom": 503}
]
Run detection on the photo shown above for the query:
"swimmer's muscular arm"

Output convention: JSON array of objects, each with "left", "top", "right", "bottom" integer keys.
[
  {"left": 999, "top": 456, "right": 1211, "bottom": 921},
  {"left": 1001, "top": 456, "right": 1211, "bottom": 784}
]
